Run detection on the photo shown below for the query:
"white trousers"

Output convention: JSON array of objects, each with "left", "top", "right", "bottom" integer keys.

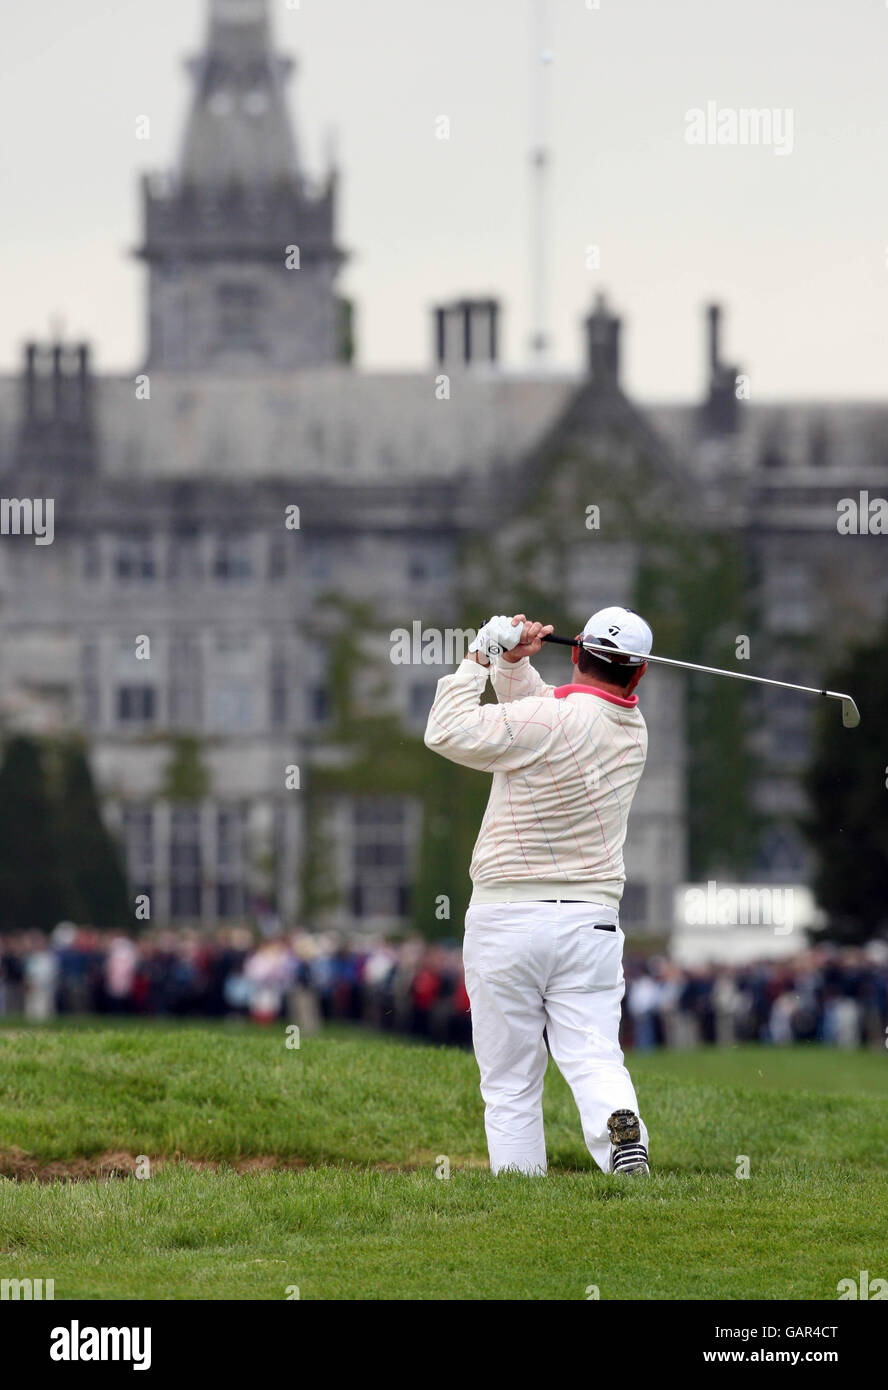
[{"left": 463, "top": 901, "right": 648, "bottom": 1175}]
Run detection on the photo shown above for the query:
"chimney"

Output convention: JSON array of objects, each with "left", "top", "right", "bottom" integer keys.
[
  {"left": 15, "top": 340, "right": 96, "bottom": 474},
  {"left": 701, "top": 302, "right": 741, "bottom": 436},
  {"left": 584, "top": 293, "right": 621, "bottom": 387},
  {"left": 707, "top": 303, "right": 721, "bottom": 377},
  {"left": 433, "top": 299, "right": 499, "bottom": 367}
]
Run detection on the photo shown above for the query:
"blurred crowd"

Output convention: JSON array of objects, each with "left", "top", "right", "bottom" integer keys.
[
  {"left": 0, "top": 925, "right": 886, "bottom": 1050},
  {"left": 0, "top": 925, "right": 472, "bottom": 1046},
  {"left": 623, "top": 945, "right": 888, "bottom": 1050}
]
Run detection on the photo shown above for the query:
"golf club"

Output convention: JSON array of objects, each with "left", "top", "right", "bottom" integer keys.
[{"left": 541, "top": 633, "right": 861, "bottom": 728}]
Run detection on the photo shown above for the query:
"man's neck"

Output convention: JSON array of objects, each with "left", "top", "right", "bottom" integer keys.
[{"left": 571, "top": 671, "right": 632, "bottom": 699}]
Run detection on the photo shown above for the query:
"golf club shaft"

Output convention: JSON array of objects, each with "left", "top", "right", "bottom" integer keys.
[{"left": 541, "top": 633, "right": 852, "bottom": 706}]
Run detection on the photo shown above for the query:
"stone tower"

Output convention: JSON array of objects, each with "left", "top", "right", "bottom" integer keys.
[{"left": 138, "top": 0, "right": 346, "bottom": 371}]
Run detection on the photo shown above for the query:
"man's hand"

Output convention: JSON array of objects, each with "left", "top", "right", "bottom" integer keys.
[
  {"left": 500, "top": 615, "right": 554, "bottom": 663},
  {"left": 467, "top": 615, "right": 522, "bottom": 666}
]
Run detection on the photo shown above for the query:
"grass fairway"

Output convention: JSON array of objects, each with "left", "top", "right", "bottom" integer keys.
[{"left": 0, "top": 1023, "right": 885, "bottom": 1300}]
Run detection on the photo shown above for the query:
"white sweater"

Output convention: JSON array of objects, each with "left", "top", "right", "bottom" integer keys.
[{"left": 423, "top": 656, "right": 647, "bottom": 909}]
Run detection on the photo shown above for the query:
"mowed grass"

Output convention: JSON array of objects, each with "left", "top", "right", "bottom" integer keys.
[{"left": 0, "top": 1022, "right": 886, "bottom": 1300}]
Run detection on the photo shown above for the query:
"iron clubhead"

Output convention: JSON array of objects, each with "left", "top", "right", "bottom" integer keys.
[{"left": 840, "top": 696, "right": 861, "bottom": 729}]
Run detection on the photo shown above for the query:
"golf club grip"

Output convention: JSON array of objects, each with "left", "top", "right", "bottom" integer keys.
[{"left": 541, "top": 633, "right": 579, "bottom": 648}]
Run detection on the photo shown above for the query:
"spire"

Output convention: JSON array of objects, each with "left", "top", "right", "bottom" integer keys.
[
  {"left": 137, "top": 0, "right": 348, "bottom": 371},
  {"left": 179, "top": 0, "right": 302, "bottom": 188}
]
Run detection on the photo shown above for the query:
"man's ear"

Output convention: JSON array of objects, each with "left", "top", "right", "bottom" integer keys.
[
  {"left": 571, "top": 637, "right": 580, "bottom": 669},
  {"left": 627, "top": 660, "right": 648, "bottom": 694}
]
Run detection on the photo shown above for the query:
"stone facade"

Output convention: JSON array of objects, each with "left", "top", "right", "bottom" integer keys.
[{"left": 0, "top": 0, "right": 882, "bottom": 935}]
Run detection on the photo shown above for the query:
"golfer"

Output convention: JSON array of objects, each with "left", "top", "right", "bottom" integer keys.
[{"left": 424, "top": 607, "right": 652, "bottom": 1176}]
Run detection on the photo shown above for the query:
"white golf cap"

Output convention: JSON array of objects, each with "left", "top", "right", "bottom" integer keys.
[{"left": 581, "top": 606, "right": 653, "bottom": 666}]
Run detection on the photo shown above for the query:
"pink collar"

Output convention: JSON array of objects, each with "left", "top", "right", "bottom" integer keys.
[{"left": 554, "top": 683, "right": 639, "bottom": 708}]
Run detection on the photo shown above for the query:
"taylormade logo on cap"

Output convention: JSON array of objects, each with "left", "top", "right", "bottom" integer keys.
[{"left": 581, "top": 607, "right": 653, "bottom": 665}]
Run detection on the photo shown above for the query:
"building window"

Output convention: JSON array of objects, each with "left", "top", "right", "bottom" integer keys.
[
  {"left": 350, "top": 798, "right": 412, "bottom": 922},
  {"left": 268, "top": 538, "right": 288, "bottom": 581},
  {"left": 170, "top": 807, "right": 202, "bottom": 920},
  {"left": 213, "top": 681, "right": 253, "bottom": 732},
  {"left": 407, "top": 543, "right": 450, "bottom": 584},
  {"left": 769, "top": 707, "right": 812, "bottom": 764},
  {"left": 756, "top": 825, "right": 806, "bottom": 879},
  {"left": 217, "top": 283, "right": 263, "bottom": 350},
  {"left": 408, "top": 681, "right": 437, "bottom": 728},
  {"left": 216, "top": 882, "right": 244, "bottom": 919},
  {"left": 351, "top": 882, "right": 410, "bottom": 919},
  {"left": 213, "top": 535, "right": 253, "bottom": 583},
  {"left": 768, "top": 564, "right": 812, "bottom": 635},
  {"left": 305, "top": 538, "right": 330, "bottom": 584},
  {"left": 122, "top": 805, "right": 154, "bottom": 903},
  {"left": 117, "top": 685, "right": 156, "bottom": 725},
  {"left": 84, "top": 685, "right": 101, "bottom": 728},
  {"left": 169, "top": 637, "right": 202, "bottom": 729},
  {"left": 168, "top": 527, "right": 203, "bottom": 582},
  {"left": 83, "top": 538, "right": 102, "bottom": 581},
  {"left": 310, "top": 686, "right": 331, "bottom": 725},
  {"left": 270, "top": 656, "right": 288, "bottom": 728},
  {"left": 216, "top": 806, "right": 247, "bottom": 919},
  {"left": 214, "top": 630, "right": 252, "bottom": 658},
  {"left": 81, "top": 642, "right": 101, "bottom": 729},
  {"left": 115, "top": 536, "right": 156, "bottom": 582},
  {"left": 619, "top": 883, "right": 648, "bottom": 926}
]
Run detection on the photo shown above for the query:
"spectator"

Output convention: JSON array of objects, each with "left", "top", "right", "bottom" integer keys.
[
  {"left": 105, "top": 934, "right": 139, "bottom": 1013},
  {"left": 627, "top": 969, "right": 662, "bottom": 1050},
  {"left": 23, "top": 934, "right": 58, "bottom": 1021}
]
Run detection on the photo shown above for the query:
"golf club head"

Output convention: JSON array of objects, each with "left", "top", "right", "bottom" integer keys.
[{"left": 840, "top": 696, "right": 861, "bottom": 729}]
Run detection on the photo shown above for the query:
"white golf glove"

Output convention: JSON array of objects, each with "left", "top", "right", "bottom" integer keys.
[{"left": 468, "top": 615, "right": 521, "bottom": 664}]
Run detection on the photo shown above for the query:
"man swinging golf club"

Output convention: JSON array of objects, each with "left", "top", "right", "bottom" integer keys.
[{"left": 424, "top": 606, "right": 652, "bottom": 1177}]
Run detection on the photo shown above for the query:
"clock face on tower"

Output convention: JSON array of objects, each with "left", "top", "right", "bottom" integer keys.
[
  {"left": 208, "top": 92, "right": 234, "bottom": 118},
  {"left": 243, "top": 91, "right": 270, "bottom": 117}
]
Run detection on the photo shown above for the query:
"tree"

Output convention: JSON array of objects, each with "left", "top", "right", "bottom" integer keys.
[
  {"left": 53, "top": 741, "right": 131, "bottom": 927},
  {"left": 803, "top": 624, "right": 888, "bottom": 942},
  {"left": 0, "top": 736, "right": 68, "bottom": 929}
]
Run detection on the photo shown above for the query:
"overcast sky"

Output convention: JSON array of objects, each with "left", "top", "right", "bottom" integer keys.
[{"left": 1, "top": 0, "right": 887, "bottom": 399}]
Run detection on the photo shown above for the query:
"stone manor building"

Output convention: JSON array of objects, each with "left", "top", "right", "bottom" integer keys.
[{"left": 0, "top": 0, "right": 883, "bottom": 934}]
